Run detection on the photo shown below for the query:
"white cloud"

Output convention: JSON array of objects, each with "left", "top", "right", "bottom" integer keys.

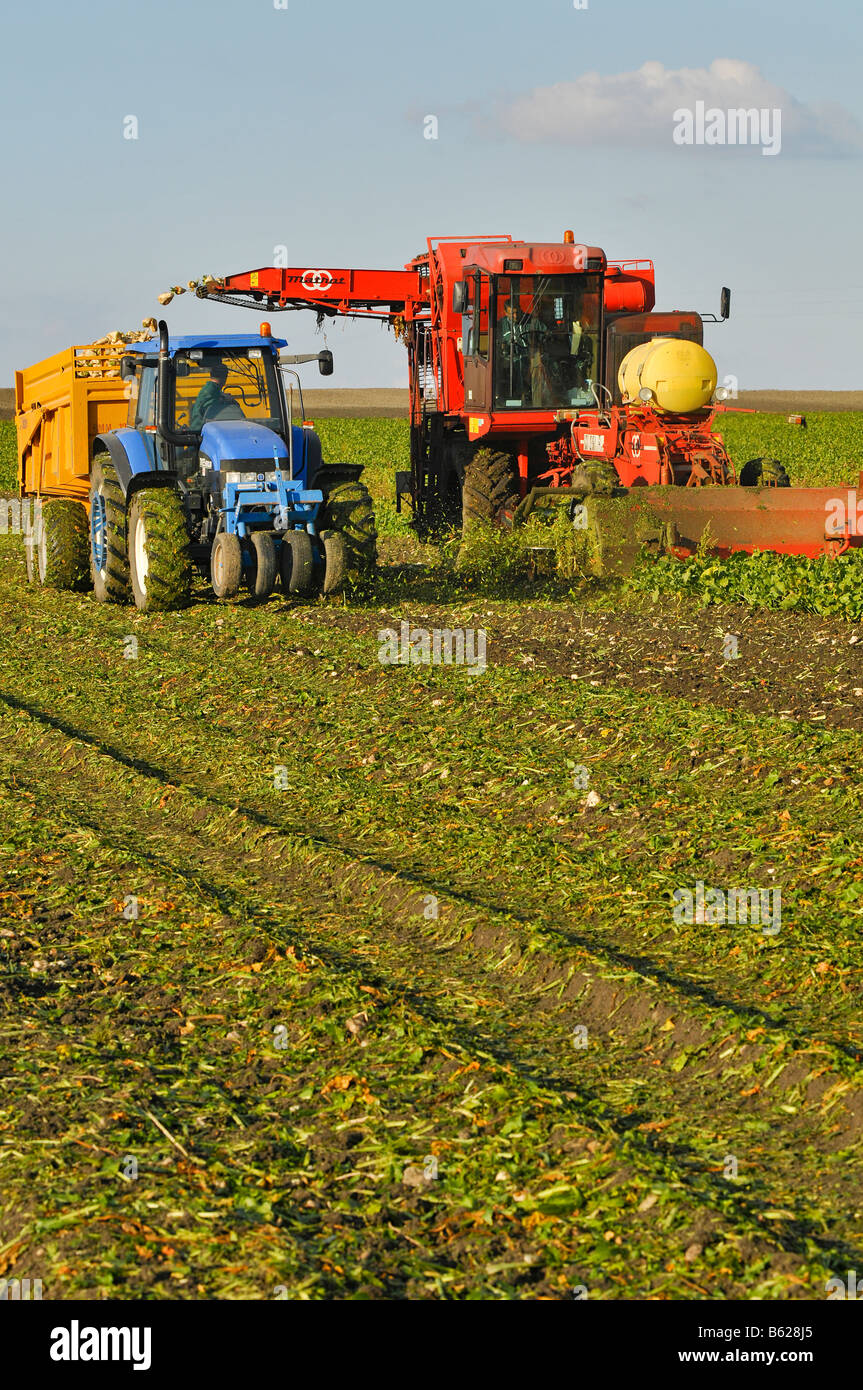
[{"left": 484, "top": 60, "right": 863, "bottom": 157}]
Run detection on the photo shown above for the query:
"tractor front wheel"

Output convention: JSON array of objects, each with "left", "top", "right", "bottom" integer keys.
[
  {"left": 739, "top": 457, "right": 790, "bottom": 488},
  {"left": 128, "top": 487, "right": 192, "bottom": 613},
  {"left": 322, "top": 531, "right": 348, "bottom": 595},
  {"left": 462, "top": 449, "right": 520, "bottom": 527},
  {"left": 245, "top": 532, "right": 277, "bottom": 599},
  {"left": 211, "top": 533, "right": 242, "bottom": 598},
  {"left": 280, "top": 530, "right": 315, "bottom": 595},
  {"left": 89, "top": 453, "right": 130, "bottom": 603}
]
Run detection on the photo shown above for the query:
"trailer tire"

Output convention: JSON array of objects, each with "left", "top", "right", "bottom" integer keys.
[
  {"left": 211, "top": 533, "right": 242, "bottom": 599},
  {"left": 35, "top": 499, "right": 91, "bottom": 591},
  {"left": 280, "top": 530, "right": 316, "bottom": 595},
  {"left": 128, "top": 487, "right": 192, "bottom": 613},
  {"left": 245, "top": 532, "right": 277, "bottom": 599},
  {"left": 322, "top": 531, "right": 348, "bottom": 595},
  {"left": 462, "top": 449, "right": 520, "bottom": 528},
  {"left": 319, "top": 479, "right": 377, "bottom": 575},
  {"left": 90, "top": 453, "right": 130, "bottom": 603},
  {"left": 739, "top": 457, "right": 790, "bottom": 488}
]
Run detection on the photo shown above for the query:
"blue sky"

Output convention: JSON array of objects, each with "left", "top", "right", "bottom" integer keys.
[{"left": 2, "top": 0, "right": 861, "bottom": 389}]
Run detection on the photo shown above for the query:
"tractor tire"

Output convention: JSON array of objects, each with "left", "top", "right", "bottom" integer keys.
[
  {"left": 739, "top": 457, "right": 790, "bottom": 488},
  {"left": 280, "top": 530, "right": 316, "bottom": 595},
  {"left": 89, "top": 453, "right": 130, "bottom": 603},
  {"left": 322, "top": 531, "right": 348, "bottom": 595},
  {"left": 36, "top": 498, "right": 91, "bottom": 590},
  {"left": 318, "top": 479, "right": 377, "bottom": 575},
  {"left": 128, "top": 487, "right": 192, "bottom": 613},
  {"left": 211, "top": 533, "right": 242, "bottom": 598},
  {"left": 245, "top": 532, "right": 277, "bottom": 599},
  {"left": 462, "top": 449, "right": 519, "bottom": 528}
]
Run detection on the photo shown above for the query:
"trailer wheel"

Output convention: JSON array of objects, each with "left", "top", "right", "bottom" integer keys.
[
  {"left": 280, "top": 530, "right": 315, "bottom": 595},
  {"left": 322, "top": 531, "right": 348, "bottom": 595},
  {"left": 90, "top": 453, "right": 130, "bottom": 603},
  {"left": 128, "top": 487, "right": 192, "bottom": 613},
  {"left": 462, "top": 449, "right": 519, "bottom": 528},
  {"left": 35, "top": 499, "right": 91, "bottom": 590},
  {"left": 245, "top": 532, "right": 277, "bottom": 599},
  {"left": 319, "top": 479, "right": 377, "bottom": 574},
  {"left": 739, "top": 457, "right": 790, "bottom": 488},
  {"left": 211, "top": 533, "right": 242, "bottom": 599}
]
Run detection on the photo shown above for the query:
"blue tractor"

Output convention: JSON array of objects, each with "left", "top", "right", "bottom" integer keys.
[{"left": 89, "top": 320, "right": 377, "bottom": 611}]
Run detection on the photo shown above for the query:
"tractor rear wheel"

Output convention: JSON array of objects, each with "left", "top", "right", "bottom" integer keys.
[
  {"left": 318, "top": 479, "right": 377, "bottom": 576},
  {"left": 89, "top": 453, "right": 130, "bottom": 603},
  {"left": 280, "top": 530, "right": 315, "bottom": 595},
  {"left": 128, "top": 487, "right": 192, "bottom": 613},
  {"left": 739, "top": 457, "right": 790, "bottom": 488},
  {"left": 36, "top": 499, "right": 90, "bottom": 590},
  {"left": 211, "top": 533, "right": 242, "bottom": 598},
  {"left": 462, "top": 449, "right": 520, "bottom": 527},
  {"left": 322, "top": 531, "right": 348, "bottom": 595},
  {"left": 245, "top": 532, "right": 277, "bottom": 599}
]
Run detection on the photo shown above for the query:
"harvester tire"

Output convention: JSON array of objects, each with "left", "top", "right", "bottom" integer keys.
[
  {"left": 462, "top": 449, "right": 519, "bottom": 527},
  {"left": 319, "top": 479, "right": 377, "bottom": 575},
  {"left": 89, "top": 453, "right": 130, "bottom": 603},
  {"left": 128, "top": 487, "right": 192, "bottom": 613},
  {"left": 211, "top": 533, "right": 242, "bottom": 599},
  {"left": 280, "top": 530, "right": 315, "bottom": 595},
  {"left": 36, "top": 499, "right": 90, "bottom": 591},
  {"left": 739, "top": 457, "right": 790, "bottom": 488},
  {"left": 245, "top": 532, "right": 277, "bottom": 599},
  {"left": 322, "top": 531, "right": 348, "bottom": 595}
]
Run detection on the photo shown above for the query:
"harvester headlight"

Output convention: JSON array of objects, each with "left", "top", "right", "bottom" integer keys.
[
  {"left": 638, "top": 387, "right": 653, "bottom": 403},
  {"left": 714, "top": 387, "right": 729, "bottom": 401}
]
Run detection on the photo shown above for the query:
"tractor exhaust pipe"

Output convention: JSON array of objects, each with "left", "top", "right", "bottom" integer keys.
[{"left": 157, "top": 319, "right": 199, "bottom": 448}]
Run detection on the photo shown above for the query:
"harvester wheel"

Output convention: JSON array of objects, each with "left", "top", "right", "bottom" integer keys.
[
  {"left": 462, "top": 449, "right": 519, "bottom": 527},
  {"left": 36, "top": 499, "right": 90, "bottom": 590},
  {"left": 245, "top": 532, "right": 277, "bottom": 599},
  {"left": 89, "top": 453, "right": 130, "bottom": 603},
  {"left": 739, "top": 457, "right": 790, "bottom": 488},
  {"left": 318, "top": 479, "right": 377, "bottom": 575},
  {"left": 322, "top": 531, "right": 348, "bottom": 595},
  {"left": 211, "top": 533, "right": 242, "bottom": 599},
  {"left": 128, "top": 487, "right": 192, "bottom": 613},
  {"left": 280, "top": 530, "right": 315, "bottom": 595}
]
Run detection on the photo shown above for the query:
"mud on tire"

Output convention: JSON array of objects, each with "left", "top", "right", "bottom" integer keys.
[
  {"left": 462, "top": 449, "right": 520, "bottom": 528},
  {"left": 89, "top": 453, "right": 130, "bottom": 603},
  {"left": 35, "top": 498, "right": 91, "bottom": 590},
  {"left": 319, "top": 479, "right": 377, "bottom": 575},
  {"left": 128, "top": 487, "right": 192, "bottom": 613}
]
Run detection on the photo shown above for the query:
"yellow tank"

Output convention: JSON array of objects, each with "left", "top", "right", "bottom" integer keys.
[{"left": 618, "top": 337, "right": 718, "bottom": 414}]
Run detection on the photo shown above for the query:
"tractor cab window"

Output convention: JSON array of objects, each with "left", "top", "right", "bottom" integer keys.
[
  {"left": 134, "top": 365, "right": 157, "bottom": 430},
  {"left": 173, "top": 350, "right": 284, "bottom": 434},
  {"left": 493, "top": 274, "right": 601, "bottom": 410}
]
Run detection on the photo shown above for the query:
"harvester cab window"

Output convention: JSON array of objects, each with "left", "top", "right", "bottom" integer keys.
[
  {"left": 493, "top": 274, "right": 601, "bottom": 410},
  {"left": 173, "top": 351, "right": 283, "bottom": 435},
  {"left": 465, "top": 273, "right": 490, "bottom": 360}
]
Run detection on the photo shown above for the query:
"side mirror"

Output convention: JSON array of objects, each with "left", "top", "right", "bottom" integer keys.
[
  {"left": 120, "top": 356, "right": 137, "bottom": 381},
  {"left": 452, "top": 281, "right": 470, "bottom": 315},
  {"left": 720, "top": 287, "right": 731, "bottom": 321},
  {"left": 318, "top": 350, "right": 334, "bottom": 377}
]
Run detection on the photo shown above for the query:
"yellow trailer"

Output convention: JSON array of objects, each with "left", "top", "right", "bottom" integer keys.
[
  {"left": 15, "top": 342, "right": 131, "bottom": 587},
  {"left": 15, "top": 342, "right": 130, "bottom": 501}
]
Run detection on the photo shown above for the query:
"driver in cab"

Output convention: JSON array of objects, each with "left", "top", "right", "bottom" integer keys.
[{"left": 190, "top": 364, "right": 244, "bottom": 430}]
